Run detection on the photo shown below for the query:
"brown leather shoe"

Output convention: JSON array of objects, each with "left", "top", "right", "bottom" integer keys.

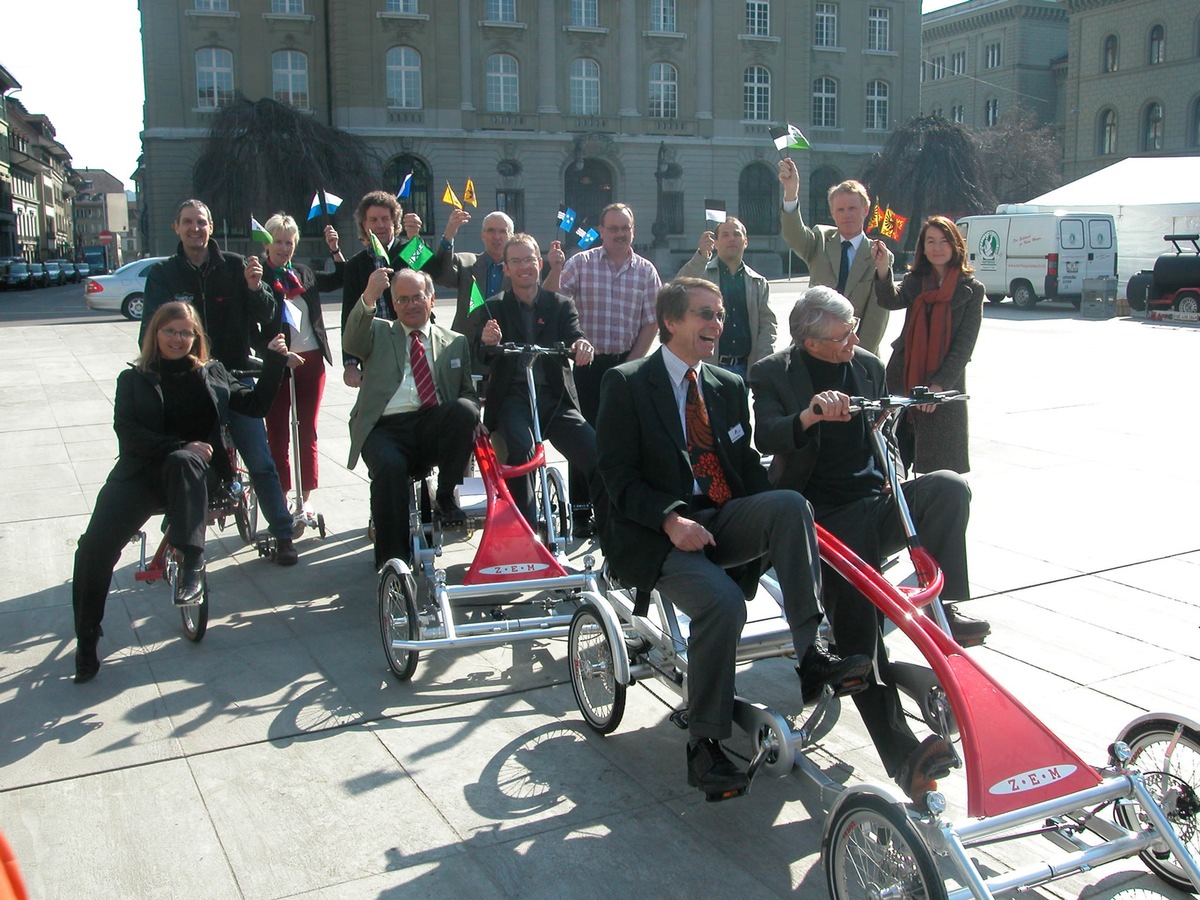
[
  {"left": 275, "top": 537, "right": 298, "bottom": 566},
  {"left": 896, "top": 735, "right": 958, "bottom": 807}
]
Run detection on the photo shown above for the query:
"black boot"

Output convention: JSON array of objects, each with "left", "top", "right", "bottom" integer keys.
[{"left": 74, "top": 627, "right": 102, "bottom": 684}]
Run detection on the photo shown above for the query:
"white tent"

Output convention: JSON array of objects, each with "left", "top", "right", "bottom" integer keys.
[{"left": 1021, "top": 156, "right": 1200, "bottom": 291}]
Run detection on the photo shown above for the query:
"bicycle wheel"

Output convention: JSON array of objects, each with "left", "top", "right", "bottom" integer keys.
[
  {"left": 824, "top": 793, "right": 947, "bottom": 900},
  {"left": 232, "top": 454, "right": 259, "bottom": 546},
  {"left": 378, "top": 566, "right": 420, "bottom": 680},
  {"left": 568, "top": 603, "right": 625, "bottom": 734},
  {"left": 534, "top": 466, "right": 572, "bottom": 546},
  {"left": 1115, "top": 716, "right": 1200, "bottom": 893},
  {"left": 180, "top": 574, "right": 209, "bottom": 642}
]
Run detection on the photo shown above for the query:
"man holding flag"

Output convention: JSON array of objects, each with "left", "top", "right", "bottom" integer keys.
[
  {"left": 340, "top": 190, "right": 436, "bottom": 388},
  {"left": 433, "top": 208, "right": 514, "bottom": 334},
  {"left": 777, "top": 157, "right": 894, "bottom": 356}
]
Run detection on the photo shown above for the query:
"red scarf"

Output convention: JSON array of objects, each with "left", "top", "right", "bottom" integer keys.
[
  {"left": 901, "top": 266, "right": 958, "bottom": 393},
  {"left": 268, "top": 263, "right": 305, "bottom": 300}
]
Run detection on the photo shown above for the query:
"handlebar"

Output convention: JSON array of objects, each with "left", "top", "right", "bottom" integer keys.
[
  {"left": 813, "top": 388, "right": 969, "bottom": 416},
  {"left": 494, "top": 342, "right": 574, "bottom": 359}
]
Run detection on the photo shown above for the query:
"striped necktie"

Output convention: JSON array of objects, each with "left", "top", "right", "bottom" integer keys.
[{"left": 409, "top": 330, "right": 438, "bottom": 409}]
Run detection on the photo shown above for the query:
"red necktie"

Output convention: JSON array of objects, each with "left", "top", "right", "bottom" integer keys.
[
  {"left": 409, "top": 330, "right": 438, "bottom": 409},
  {"left": 685, "top": 369, "right": 731, "bottom": 506}
]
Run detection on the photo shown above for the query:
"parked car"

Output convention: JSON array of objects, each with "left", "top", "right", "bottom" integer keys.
[
  {"left": 3, "top": 261, "right": 34, "bottom": 291},
  {"left": 42, "top": 261, "right": 66, "bottom": 286},
  {"left": 84, "top": 256, "right": 169, "bottom": 320},
  {"left": 49, "top": 259, "right": 80, "bottom": 284},
  {"left": 72, "top": 262, "right": 91, "bottom": 281},
  {"left": 29, "top": 262, "right": 51, "bottom": 289}
]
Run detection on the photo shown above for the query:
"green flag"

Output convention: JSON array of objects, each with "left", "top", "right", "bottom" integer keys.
[
  {"left": 468, "top": 277, "right": 485, "bottom": 314},
  {"left": 770, "top": 123, "right": 811, "bottom": 151},
  {"left": 250, "top": 215, "right": 272, "bottom": 244},
  {"left": 368, "top": 231, "right": 389, "bottom": 263},
  {"left": 401, "top": 236, "right": 433, "bottom": 270}
]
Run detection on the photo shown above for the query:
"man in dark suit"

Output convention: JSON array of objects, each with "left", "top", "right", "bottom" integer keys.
[
  {"left": 595, "top": 277, "right": 870, "bottom": 800},
  {"left": 434, "top": 208, "right": 514, "bottom": 335},
  {"left": 749, "top": 285, "right": 986, "bottom": 802},
  {"left": 343, "top": 267, "right": 479, "bottom": 569},
  {"left": 470, "top": 234, "right": 597, "bottom": 528}
]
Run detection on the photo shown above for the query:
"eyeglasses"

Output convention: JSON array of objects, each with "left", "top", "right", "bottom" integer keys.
[
  {"left": 820, "top": 318, "right": 860, "bottom": 344},
  {"left": 688, "top": 307, "right": 726, "bottom": 323},
  {"left": 504, "top": 256, "right": 540, "bottom": 267},
  {"left": 159, "top": 328, "right": 197, "bottom": 341},
  {"left": 393, "top": 294, "right": 428, "bottom": 305}
]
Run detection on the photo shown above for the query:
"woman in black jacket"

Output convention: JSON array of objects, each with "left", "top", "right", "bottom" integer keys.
[{"left": 72, "top": 301, "right": 287, "bottom": 684}]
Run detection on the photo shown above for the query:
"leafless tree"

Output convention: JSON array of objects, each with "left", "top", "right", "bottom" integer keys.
[{"left": 971, "top": 104, "right": 1064, "bottom": 206}]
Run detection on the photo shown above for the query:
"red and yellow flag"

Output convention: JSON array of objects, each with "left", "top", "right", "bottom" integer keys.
[{"left": 867, "top": 203, "right": 885, "bottom": 234}]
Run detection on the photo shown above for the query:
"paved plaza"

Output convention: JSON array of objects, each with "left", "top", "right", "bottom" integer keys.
[{"left": 2, "top": 280, "right": 1199, "bottom": 898}]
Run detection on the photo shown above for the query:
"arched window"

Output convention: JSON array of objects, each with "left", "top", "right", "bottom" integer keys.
[
  {"left": 812, "top": 76, "right": 837, "bottom": 128},
  {"left": 743, "top": 66, "right": 770, "bottom": 121},
  {"left": 865, "top": 80, "right": 888, "bottom": 130},
  {"left": 1102, "top": 35, "right": 1118, "bottom": 73},
  {"left": 564, "top": 157, "right": 614, "bottom": 228},
  {"left": 195, "top": 47, "right": 234, "bottom": 109},
  {"left": 1149, "top": 25, "right": 1165, "bottom": 64},
  {"left": 1143, "top": 102, "right": 1164, "bottom": 150},
  {"left": 272, "top": 50, "right": 309, "bottom": 109},
  {"left": 386, "top": 47, "right": 422, "bottom": 109},
  {"left": 569, "top": 58, "right": 600, "bottom": 115},
  {"left": 1098, "top": 108, "right": 1118, "bottom": 155},
  {"left": 485, "top": 54, "right": 519, "bottom": 112},
  {"left": 649, "top": 63, "right": 678, "bottom": 119},
  {"left": 737, "top": 162, "right": 778, "bottom": 235},
  {"left": 383, "top": 154, "right": 434, "bottom": 236},
  {"left": 985, "top": 97, "right": 1000, "bottom": 126}
]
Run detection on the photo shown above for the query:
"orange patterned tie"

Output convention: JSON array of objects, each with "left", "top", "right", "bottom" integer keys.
[
  {"left": 685, "top": 369, "right": 731, "bottom": 506},
  {"left": 409, "top": 330, "right": 438, "bottom": 410}
]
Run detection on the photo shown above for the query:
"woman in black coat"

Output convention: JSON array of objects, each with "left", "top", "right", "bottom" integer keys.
[{"left": 72, "top": 301, "right": 287, "bottom": 684}]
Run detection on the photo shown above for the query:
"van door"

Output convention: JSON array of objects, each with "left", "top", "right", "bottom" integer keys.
[
  {"left": 1085, "top": 217, "right": 1117, "bottom": 280},
  {"left": 963, "top": 218, "right": 1009, "bottom": 296},
  {"left": 1055, "top": 218, "right": 1089, "bottom": 297}
]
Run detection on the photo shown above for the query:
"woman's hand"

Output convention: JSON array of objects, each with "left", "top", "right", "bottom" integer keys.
[
  {"left": 184, "top": 441, "right": 213, "bottom": 462},
  {"left": 266, "top": 333, "right": 288, "bottom": 356},
  {"left": 286, "top": 352, "right": 305, "bottom": 369},
  {"left": 871, "top": 239, "right": 891, "bottom": 277}
]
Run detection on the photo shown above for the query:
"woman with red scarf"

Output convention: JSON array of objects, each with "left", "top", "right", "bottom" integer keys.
[
  {"left": 261, "top": 213, "right": 344, "bottom": 513},
  {"left": 875, "top": 216, "right": 984, "bottom": 474}
]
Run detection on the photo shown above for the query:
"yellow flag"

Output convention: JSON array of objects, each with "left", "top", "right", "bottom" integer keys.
[
  {"left": 463, "top": 178, "right": 477, "bottom": 208},
  {"left": 442, "top": 182, "right": 462, "bottom": 209}
]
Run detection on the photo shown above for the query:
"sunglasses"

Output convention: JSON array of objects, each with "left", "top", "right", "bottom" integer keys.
[{"left": 688, "top": 307, "right": 726, "bottom": 323}]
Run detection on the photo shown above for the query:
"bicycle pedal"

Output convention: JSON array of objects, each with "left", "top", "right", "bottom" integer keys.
[
  {"left": 833, "top": 674, "right": 871, "bottom": 698},
  {"left": 703, "top": 785, "right": 747, "bottom": 803},
  {"left": 668, "top": 708, "right": 690, "bottom": 730}
]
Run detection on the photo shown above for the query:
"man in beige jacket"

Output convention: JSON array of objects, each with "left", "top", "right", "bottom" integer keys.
[
  {"left": 778, "top": 158, "right": 893, "bottom": 355},
  {"left": 675, "top": 217, "right": 777, "bottom": 377}
]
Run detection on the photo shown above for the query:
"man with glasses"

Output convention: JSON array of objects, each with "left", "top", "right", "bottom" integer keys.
[
  {"left": 434, "top": 209, "right": 514, "bottom": 334},
  {"left": 596, "top": 277, "right": 871, "bottom": 801},
  {"left": 344, "top": 267, "right": 479, "bottom": 569},
  {"left": 471, "top": 234, "right": 597, "bottom": 528},
  {"left": 749, "top": 286, "right": 988, "bottom": 803}
]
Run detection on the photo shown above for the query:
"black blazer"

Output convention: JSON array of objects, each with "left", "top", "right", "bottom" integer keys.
[
  {"left": 468, "top": 289, "right": 583, "bottom": 430},
  {"left": 339, "top": 240, "right": 445, "bottom": 365},
  {"left": 108, "top": 352, "right": 284, "bottom": 485},
  {"left": 595, "top": 349, "right": 771, "bottom": 592},
  {"left": 264, "top": 260, "right": 341, "bottom": 365}
]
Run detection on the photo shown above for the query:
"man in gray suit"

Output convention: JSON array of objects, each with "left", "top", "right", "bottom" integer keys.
[
  {"left": 675, "top": 217, "right": 777, "bottom": 377},
  {"left": 344, "top": 267, "right": 480, "bottom": 569},
  {"left": 434, "top": 208, "right": 514, "bottom": 334},
  {"left": 778, "top": 157, "right": 893, "bottom": 355}
]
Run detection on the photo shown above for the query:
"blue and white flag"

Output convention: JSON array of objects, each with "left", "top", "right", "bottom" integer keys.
[
  {"left": 397, "top": 173, "right": 413, "bottom": 199},
  {"left": 575, "top": 227, "right": 599, "bottom": 249},
  {"left": 282, "top": 297, "right": 303, "bottom": 333},
  {"left": 557, "top": 206, "right": 577, "bottom": 233},
  {"left": 307, "top": 191, "right": 344, "bottom": 220}
]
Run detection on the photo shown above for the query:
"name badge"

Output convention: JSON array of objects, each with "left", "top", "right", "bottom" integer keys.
[
  {"left": 728, "top": 423, "right": 745, "bottom": 442},
  {"left": 450, "top": 358, "right": 461, "bottom": 368}
]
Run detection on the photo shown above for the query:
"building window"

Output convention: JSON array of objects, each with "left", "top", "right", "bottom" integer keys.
[
  {"left": 951, "top": 51, "right": 966, "bottom": 75},
  {"left": 386, "top": 47, "right": 422, "bottom": 109},
  {"left": 1098, "top": 108, "right": 1117, "bottom": 154},
  {"left": 570, "top": 0, "right": 597, "bottom": 27},
  {"left": 930, "top": 56, "right": 946, "bottom": 79},
  {"left": 195, "top": 0, "right": 229, "bottom": 9},
  {"left": 386, "top": 0, "right": 418, "bottom": 11},
  {"left": 494, "top": 190, "right": 525, "bottom": 232},
  {"left": 569, "top": 58, "right": 600, "bottom": 115},
  {"left": 1190, "top": 97, "right": 1200, "bottom": 147},
  {"left": 985, "top": 42, "right": 1002, "bottom": 68},
  {"left": 650, "top": 0, "right": 676, "bottom": 32},
  {"left": 743, "top": 66, "right": 770, "bottom": 121},
  {"left": 486, "top": 54, "right": 519, "bottom": 112},
  {"left": 867, "top": 7, "right": 890, "bottom": 51},
  {"left": 1149, "top": 25, "right": 1165, "bottom": 65},
  {"left": 196, "top": 47, "right": 234, "bottom": 109},
  {"left": 812, "top": 77, "right": 837, "bottom": 128},
  {"left": 384, "top": 154, "right": 432, "bottom": 233},
  {"left": 985, "top": 97, "right": 1000, "bottom": 126},
  {"left": 865, "top": 80, "right": 888, "bottom": 130},
  {"left": 815, "top": 3, "right": 837, "bottom": 48},
  {"left": 738, "top": 162, "right": 778, "bottom": 234},
  {"left": 951, "top": 104, "right": 964, "bottom": 124},
  {"left": 271, "top": 0, "right": 303, "bottom": 12},
  {"left": 745, "top": 1, "right": 769, "bottom": 36},
  {"left": 486, "top": 0, "right": 515, "bottom": 22},
  {"left": 272, "top": 51, "right": 309, "bottom": 109},
  {"left": 649, "top": 62, "right": 678, "bottom": 118},
  {"left": 1103, "top": 35, "right": 1119, "bottom": 72},
  {"left": 1143, "top": 102, "right": 1164, "bottom": 150}
]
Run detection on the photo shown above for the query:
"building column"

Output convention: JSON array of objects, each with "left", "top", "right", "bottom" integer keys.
[
  {"left": 697, "top": 0, "right": 713, "bottom": 120},
  {"left": 460, "top": 0, "right": 475, "bottom": 111},
  {"left": 618, "top": 0, "right": 639, "bottom": 117},
  {"left": 537, "top": 0, "right": 559, "bottom": 114}
]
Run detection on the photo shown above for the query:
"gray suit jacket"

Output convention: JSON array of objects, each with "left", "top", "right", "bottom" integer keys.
[
  {"left": 343, "top": 298, "right": 478, "bottom": 469},
  {"left": 433, "top": 247, "right": 511, "bottom": 335},
  {"left": 676, "top": 252, "right": 777, "bottom": 367},
  {"left": 780, "top": 206, "right": 893, "bottom": 356}
]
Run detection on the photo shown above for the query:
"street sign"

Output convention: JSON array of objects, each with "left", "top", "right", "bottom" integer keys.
[{"left": 99, "top": 231, "right": 115, "bottom": 245}]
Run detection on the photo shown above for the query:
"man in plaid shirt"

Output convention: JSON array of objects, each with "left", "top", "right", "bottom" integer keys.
[{"left": 544, "top": 202, "right": 661, "bottom": 534}]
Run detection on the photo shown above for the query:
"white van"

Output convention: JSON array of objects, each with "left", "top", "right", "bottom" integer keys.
[{"left": 956, "top": 211, "right": 1118, "bottom": 309}]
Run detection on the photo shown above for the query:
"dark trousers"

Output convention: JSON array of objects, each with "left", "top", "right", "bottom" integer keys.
[
  {"left": 73, "top": 450, "right": 210, "bottom": 640},
  {"left": 816, "top": 470, "right": 971, "bottom": 775},
  {"left": 570, "top": 352, "right": 627, "bottom": 513},
  {"left": 654, "top": 490, "right": 823, "bottom": 742},
  {"left": 360, "top": 398, "right": 479, "bottom": 568},
  {"left": 493, "top": 393, "right": 597, "bottom": 527}
]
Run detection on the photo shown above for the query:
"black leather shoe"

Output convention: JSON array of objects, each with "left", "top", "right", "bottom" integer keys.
[
  {"left": 436, "top": 494, "right": 467, "bottom": 527},
  {"left": 74, "top": 631, "right": 101, "bottom": 684},
  {"left": 275, "top": 537, "right": 299, "bottom": 566},
  {"left": 797, "top": 644, "right": 873, "bottom": 705},
  {"left": 686, "top": 739, "right": 749, "bottom": 801},
  {"left": 896, "top": 734, "right": 959, "bottom": 807},
  {"left": 941, "top": 604, "right": 991, "bottom": 645},
  {"left": 176, "top": 562, "right": 205, "bottom": 606}
]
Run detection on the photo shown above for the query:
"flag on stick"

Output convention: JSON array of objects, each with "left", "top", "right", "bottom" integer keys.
[
  {"left": 397, "top": 172, "right": 413, "bottom": 199},
  {"left": 468, "top": 277, "right": 486, "bottom": 314},
  {"left": 463, "top": 179, "right": 477, "bottom": 208},
  {"left": 867, "top": 203, "right": 885, "bottom": 234},
  {"left": 575, "top": 227, "right": 599, "bottom": 250},
  {"left": 557, "top": 206, "right": 577, "bottom": 233},
  {"left": 307, "top": 191, "right": 343, "bottom": 220},
  {"left": 703, "top": 199, "right": 727, "bottom": 224},
  {"left": 282, "top": 297, "right": 303, "bottom": 333},
  {"left": 401, "top": 236, "right": 434, "bottom": 270},
  {"left": 442, "top": 182, "right": 462, "bottom": 209},
  {"left": 368, "top": 231, "right": 389, "bottom": 265},
  {"left": 250, "top": 215, "right": 272, "bottom": 244},
  {"left": 770, "top": 124, "right": 811, "bottom": 152}
]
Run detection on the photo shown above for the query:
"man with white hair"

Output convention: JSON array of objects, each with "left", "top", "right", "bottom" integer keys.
[{"left": 435, "top": 208, "right": 515, "bottom": 334}]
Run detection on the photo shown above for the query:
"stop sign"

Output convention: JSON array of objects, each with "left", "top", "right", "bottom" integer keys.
[{"left": 99, "top": 231, "right": 115, "bottom": 244}]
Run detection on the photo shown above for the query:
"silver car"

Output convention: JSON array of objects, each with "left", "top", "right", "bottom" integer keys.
[{"left": 83, "top": 257, "right": 169, "bottom": 320}]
